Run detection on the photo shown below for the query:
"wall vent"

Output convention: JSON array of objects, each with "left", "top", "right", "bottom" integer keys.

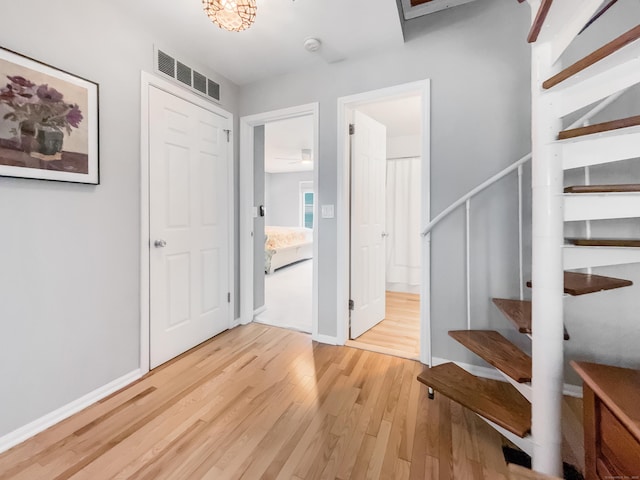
[{"left": 154, "top": 48, "right": 221, "bottom": 103}]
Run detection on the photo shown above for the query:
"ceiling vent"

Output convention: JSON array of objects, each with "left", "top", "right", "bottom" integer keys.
[{"left": 154, "top": 48, "right": 221, "bottom": 103}]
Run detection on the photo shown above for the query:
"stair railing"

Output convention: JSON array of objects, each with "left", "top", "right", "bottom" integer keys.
[{"left": 421, "top": 88, "right": 628, "bottom": 369}]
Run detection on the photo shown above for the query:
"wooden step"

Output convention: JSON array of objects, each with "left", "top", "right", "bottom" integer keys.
[
  {"left": 526, "top": 271, "right": 633, "bottom": 296},
  {"left": 417, "top": 363, "right": 531, "bottom": 437},
  {"left": 567, "top": 238, "right": 640, "bottom": 248},
  {"left": 527, "top": 0, "right": 553, "bottom": 43},
  {"left": 448, "top": 330, "right": 532, "bottom": 383},
  {"left": 492, "top": 299, "right": 570, "bottom": 340},
  {"left": 544, "top": 24, "right": 640, "bottom": 89},
  {"left": 558, "top": 115, "right": 640, "bottom": 140},
  {"left": 565, "top": 184, "right": 640, "bottom": 194}
]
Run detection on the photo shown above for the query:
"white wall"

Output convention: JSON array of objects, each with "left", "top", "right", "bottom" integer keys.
[
  {"left": 0, "top": 0, "right": 239, "bottom": 438},
  {"left": 265, "top": 171, "right": 314, "bottom": 227}
]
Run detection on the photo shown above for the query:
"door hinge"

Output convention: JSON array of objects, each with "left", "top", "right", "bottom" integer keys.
[
  {"left": 349, "top": 299, "right": 355, "bottom": 311},
  {"left": 227, "top": 292, "right": 231, "bottom": 303},
  {"left": 349, "top": 124, "right": 355, "bottom": 135},
  {"left": 223, "top": 129, "right": 231, "bottom": 142}
]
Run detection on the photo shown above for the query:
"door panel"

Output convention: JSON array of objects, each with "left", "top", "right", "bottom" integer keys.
[
  {"left": 149, "top": 86, "right": 229, "bottom": 369},
  {"left": 350, "top": 110, "right": 387, "bottom": 339}
]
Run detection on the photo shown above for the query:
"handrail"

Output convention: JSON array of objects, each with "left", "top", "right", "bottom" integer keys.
[
  {"left": 421, "top": 87, "right": 628, "bottom": 238},
  {"left": 421, "top": 153, "right": 531, "bottom": 237}
]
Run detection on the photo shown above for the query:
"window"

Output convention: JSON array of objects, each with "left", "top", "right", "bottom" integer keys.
[{"left": 300, "top": 181, "right": 314, "bottom": 229}]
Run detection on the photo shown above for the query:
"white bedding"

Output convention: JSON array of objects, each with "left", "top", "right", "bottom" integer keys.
[{"left": 265, "top": 226, "right": 313, "bottom": 273}]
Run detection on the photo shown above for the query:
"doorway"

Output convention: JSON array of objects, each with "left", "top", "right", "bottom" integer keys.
[
  {"left": 140, "top": 73, "right": 235, "bottom": 373},
  {"left": 255, "top": 115, "right": 315, "bottom": 333},
  {"left": 239, "top": 103, "right": 320, "bottom": 338},
  {"left": 337, "top": 81, "right": 431, "bottom": 363}
]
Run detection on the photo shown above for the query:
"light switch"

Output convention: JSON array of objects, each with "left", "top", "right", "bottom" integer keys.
[{"left": 321, "top": 204, "right": 335, "bottom": 218}]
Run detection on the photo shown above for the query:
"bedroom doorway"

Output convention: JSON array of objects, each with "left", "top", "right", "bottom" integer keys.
[
  {"left": 337, "top": 81, "right": 430, "bottom": 363},
  {"left": 255, "top": 116, "right": 315, "bottom": 333},
  {"left": 239, "top": 104, "right": 319, "bottom": 338}
]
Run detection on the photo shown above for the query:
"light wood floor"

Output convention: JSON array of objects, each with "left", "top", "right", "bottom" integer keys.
[
  {"left": 350, "top": 291, "right": 421, "bottom": 359},
  {"left": 0, "top": 323, "right": 524, "bottom": 480}
]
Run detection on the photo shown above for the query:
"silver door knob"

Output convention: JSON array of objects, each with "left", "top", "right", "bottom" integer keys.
[
  {"left": 154, "top": 239, "right": 167, "bottom": 248},
  {"left": 381, "top": 232, "right": 389, "bottom": 238}
]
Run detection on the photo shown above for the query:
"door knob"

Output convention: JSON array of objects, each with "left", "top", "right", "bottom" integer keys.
[
  {"left": 154, "top": 239, "right": 167, "bottom": 248},
  {"left": 381, "top": 232, "right": 389, "bottom": 238}
]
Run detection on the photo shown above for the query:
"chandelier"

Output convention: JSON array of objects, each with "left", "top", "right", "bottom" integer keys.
[{"left": 202, "top": 0, "right": 257, "bottom": 32}]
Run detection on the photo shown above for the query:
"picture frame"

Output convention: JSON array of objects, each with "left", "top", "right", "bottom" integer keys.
[{"left": 0, "top": 46, "right": 99, "bottom": 184}]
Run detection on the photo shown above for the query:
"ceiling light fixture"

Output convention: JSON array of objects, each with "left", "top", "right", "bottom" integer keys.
[{"left": 202, "top": 0, "right": 257, "bottom": 32}]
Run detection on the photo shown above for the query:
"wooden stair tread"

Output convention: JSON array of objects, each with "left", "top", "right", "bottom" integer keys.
[
  {"left": 417, "top": 363, "right": 531, "bottom": 437},
  {"left": 527, "top": 0, "right": 553, "bottom": 43},
  {"left": 564, "top": 184, "right": 640, "bottom": 194},
  {"left": 567, "top": 238, "right": 640, "bottom": 248},
  {"left": 448, "top": 330, "right": 532, "bottom": 383},
  {"left": 558, "top": 115, "right": 640, "bottom": 140},
  {"left": 543, "top": 24, "right": 640, "bottom": 89},
  {"left": 492, "top": 299, "right": 570, "bottom": 340},
  {"left": 526, "top": 271, "right": 633, "bottom": 296}
]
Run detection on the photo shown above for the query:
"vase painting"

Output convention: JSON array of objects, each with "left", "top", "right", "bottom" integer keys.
[{"left": 0, "top": 47, "right": 99, "bottom": 184}]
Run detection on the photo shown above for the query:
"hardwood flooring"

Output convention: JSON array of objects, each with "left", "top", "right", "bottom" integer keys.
[
  {"left": 0, "top": 323, "right": 520, "bottom": 480},
  {"left": 349, "top": 291, "right": 421, "bottom": 360}
]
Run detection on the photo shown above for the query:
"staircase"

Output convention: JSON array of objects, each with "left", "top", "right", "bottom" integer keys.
[{"left": 418, "top": 1, "right": 640, "bottom": 476}]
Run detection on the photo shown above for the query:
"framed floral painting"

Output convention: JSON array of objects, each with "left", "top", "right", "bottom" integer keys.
[{"left": 0, "top": 47, "right": 99, "bottom": 184}]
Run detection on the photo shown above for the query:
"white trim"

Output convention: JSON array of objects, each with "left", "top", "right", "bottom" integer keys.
[
  {"left": 239, "top": 103, "right": 320, "bottom": 337},
  {"left": 253, "top": 305, "right": 267, "bottom": 317},
  {"left": 140, "top": 71, "right": 235, "bottom": 375},
  {"left": 0, "top": 369, "right": 142, "bottom": 454},
  {"left": 312, "top": 333, "right": 340, "bottom": 345},
  {"left": 336, "top": 80, "right": 431, "bottom": 363}
]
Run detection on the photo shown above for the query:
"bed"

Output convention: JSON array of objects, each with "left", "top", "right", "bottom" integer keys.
[{"left": 265, "top": 226, "right": 313, "bottom": 274}]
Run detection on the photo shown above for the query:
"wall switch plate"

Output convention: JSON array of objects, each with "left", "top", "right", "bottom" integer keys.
[{"left": 321, "top": 205, "right": 335, "bottom": 218}]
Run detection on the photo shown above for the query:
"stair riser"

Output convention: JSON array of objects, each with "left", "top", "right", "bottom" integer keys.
[
  {"left": 547, "top": 57, "right": 640, "bottom": 118},
  {"left": 564, "top": 246, "right": 640, "bottom": 270},
  {"left": 562, "top": 127, "right": 640, "bottom": 170},
  {"left": 565, "top": 193, "right": 640, "bottom": 221}
]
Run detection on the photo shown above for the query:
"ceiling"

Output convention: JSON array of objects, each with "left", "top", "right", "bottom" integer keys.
[
  {"left": 265, "top": 116, "right": 314, "bottom": 174},
  {"left": 106, "top": 0, "right": 405, "bottom": 85}
]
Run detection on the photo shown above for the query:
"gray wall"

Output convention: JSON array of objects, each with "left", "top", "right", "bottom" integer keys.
[
  {"left": 253, "top": 126, "right": 265, "bottom": 310},
  {"left": 240, "top": 0, "right": 532, "bottom": 351},
  {"left": 239, "top": 0, "right": 640, "bottom": 382},
  {"left": 265, "top": 171, "right": 314, "bottom": 227},
  {"left": 0, "top": 0, "right": 239, "bottom": 437}
]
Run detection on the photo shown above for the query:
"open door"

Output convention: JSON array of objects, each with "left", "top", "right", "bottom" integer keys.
[{"left": 350, "top": 110, "right": 387, "bottom": 339}]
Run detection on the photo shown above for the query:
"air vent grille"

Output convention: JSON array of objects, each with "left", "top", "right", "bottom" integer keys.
[
  {"left": 157, "top": 50, "right": 175, "bottom": 78},
  {"left": 155, "top": 48, "right": 221, "bottom": 104},
  {"left": 193, "top": 71, "right": 207, "bottom": 94},
  {"left": 208, "top": 79, "right": 220, "bottom": 101},
  {"left": 176, "top": 62, "right": 192, "bottom": 86}
]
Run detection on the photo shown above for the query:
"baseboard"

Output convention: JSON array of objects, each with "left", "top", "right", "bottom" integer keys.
[
  {"left": 0, "top": 369, "right": 142, "bottom": 454},
  {"left": 312, "top": 333, "right": 340, "bottom": 345},
  {"left": 253, "top": 305, "right": 266, "bottom": 317},
  {"left": 432, "top": 357, "right": 583, "bottom": 398}
]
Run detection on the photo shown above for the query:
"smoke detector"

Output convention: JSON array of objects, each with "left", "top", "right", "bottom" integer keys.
[{"left": 304, "top": 38, "right": 322, "bottom": 53}]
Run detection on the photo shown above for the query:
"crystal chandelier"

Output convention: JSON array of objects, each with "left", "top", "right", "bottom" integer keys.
[{"left": 202, "top": 0, "right": 257, "bottom": 32}]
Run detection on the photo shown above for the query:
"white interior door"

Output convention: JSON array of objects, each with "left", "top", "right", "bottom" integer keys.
[
  {"left": 350, "top": 110, "right": 387, "bottom": 339},
  {"left": 149, "top": 86, "right": 230, "bottom": 369}
]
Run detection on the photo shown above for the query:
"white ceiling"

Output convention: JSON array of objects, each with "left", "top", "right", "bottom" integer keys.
[
  {"left": 106, "top": 0, "right": 405, "bottom": 85},
  {"left": 265, "top": 115, "right": 314, "bottom": 173}
]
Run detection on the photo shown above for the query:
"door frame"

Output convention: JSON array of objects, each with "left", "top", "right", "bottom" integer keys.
[
  {"left": 336, "top": 80, "right": 431, "bottom": 364},
  {"left": 139, "top": 72, "right": 235, "bottom": 374},
  {"left": 239, "top": 103, "right": 319, "bottom": 338}
]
